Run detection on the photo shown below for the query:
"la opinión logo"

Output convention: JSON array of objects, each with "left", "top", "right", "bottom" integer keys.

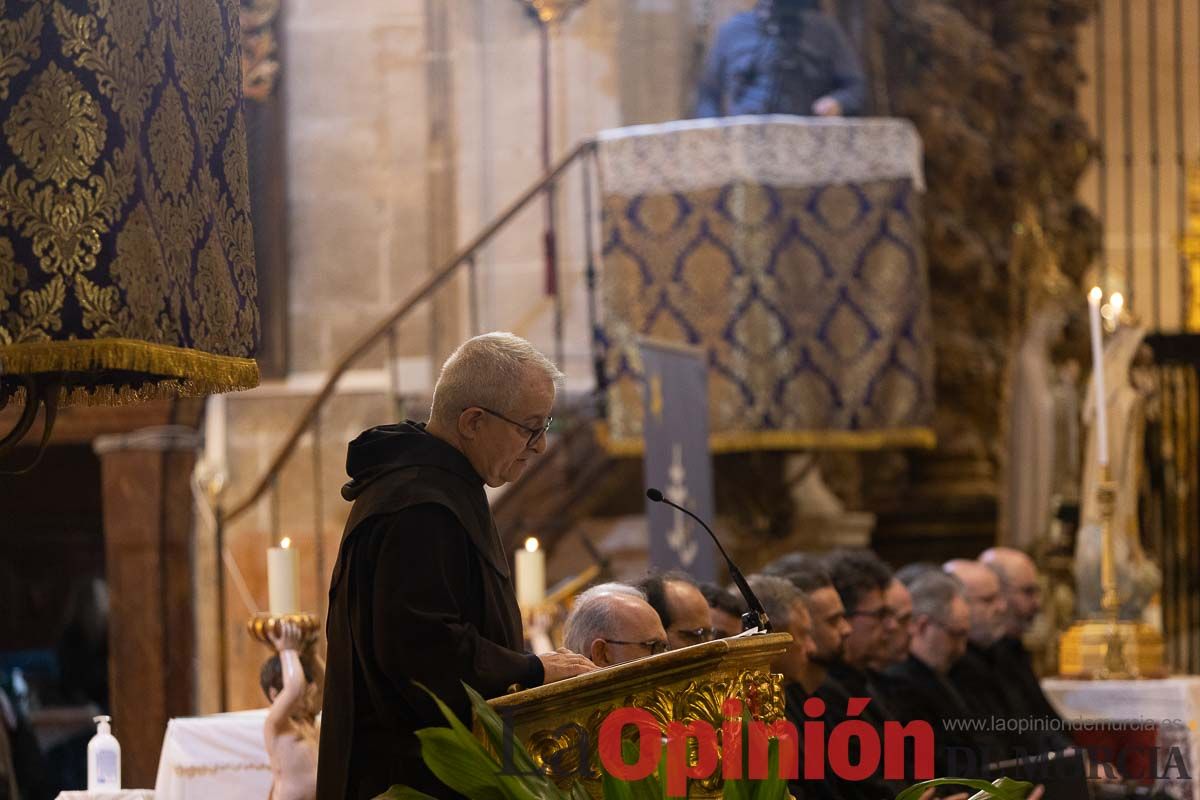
[{"left": 501, "top": 696, "right": 936, "bottom": 796}]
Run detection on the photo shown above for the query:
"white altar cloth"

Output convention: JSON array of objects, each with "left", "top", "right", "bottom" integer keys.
[
  {"left": 1043, "top": 676, "right": 1200, "bottom": 800},
  {"left": 153, "top": 709, "right": 271, "bottom": 800}
]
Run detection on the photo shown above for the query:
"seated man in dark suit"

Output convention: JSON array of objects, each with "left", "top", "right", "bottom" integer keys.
[
  {"left": 980, "top": 547, "right": 1074, "bottom": 752},
  {"left": 812, "top": 550, "right": 905, "bottom": 799},
  {"left": 943, "top": 559, "right": 1025, "bottom": 753},
  {"left": 746, "top": 575, "right": 817, "bottom": 800},
  {"left": 884, "top": 571, "right": 998, "bottom": 777}
]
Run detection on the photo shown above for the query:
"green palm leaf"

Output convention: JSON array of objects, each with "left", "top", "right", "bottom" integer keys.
[
  {"left": 372, "top": 786, "right": 440, "bottom": 800},
  {"left": 896, "top": 776, "right": 1034, "bottom": 800}
]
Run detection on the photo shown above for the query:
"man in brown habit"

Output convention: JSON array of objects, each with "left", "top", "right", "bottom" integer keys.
[{"left": 316, "top": 333, "right": 597, "bottom": 800}]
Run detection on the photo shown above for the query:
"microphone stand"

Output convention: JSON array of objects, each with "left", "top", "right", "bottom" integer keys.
[{"left": 646, "top": 489, "right": 771, "bottom": 632}]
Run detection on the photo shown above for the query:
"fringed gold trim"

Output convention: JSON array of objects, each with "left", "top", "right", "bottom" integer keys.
[
  {"left": 594, "top": 421, "right": 937, "bottom": 455},
  {"left": 0, "top": 339, "right": 260, "bottom": 407}
]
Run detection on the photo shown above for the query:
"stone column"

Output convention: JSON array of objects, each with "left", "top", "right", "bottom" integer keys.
[{"left": 93, "top": 427, "right": 201, "bottom": 789}]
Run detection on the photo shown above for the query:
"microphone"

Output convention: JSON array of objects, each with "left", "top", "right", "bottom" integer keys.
[{"left": 646, "top": 488, "right": 771, "bottom": 632}]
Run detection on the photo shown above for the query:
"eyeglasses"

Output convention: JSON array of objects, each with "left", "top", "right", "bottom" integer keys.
[
  {"left": 670, "top": 626, "right": 714, "bottom": 646},
  {"left": 848, "top": 606, "right": 893, "bottom": 623},
  {"left": 603, "top": 638, "right": 669, "bottom": 656},
  {"left": 476, "top": 407, "right": 553, "bottom": 448}
]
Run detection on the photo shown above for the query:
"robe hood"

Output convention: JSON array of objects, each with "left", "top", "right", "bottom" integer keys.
[{"left": 341, "top": 421, "right": 482, "bottom": 501}]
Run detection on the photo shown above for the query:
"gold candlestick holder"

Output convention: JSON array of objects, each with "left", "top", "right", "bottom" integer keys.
[
  {"left": 1059, "top": 468, "right": 1164, "bottom": 678},
  {"left": 247, "top": 611, "right": 321, "bottom": 649}
]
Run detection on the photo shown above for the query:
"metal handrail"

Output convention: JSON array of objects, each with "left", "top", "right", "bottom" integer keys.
[{"left": 220, "top": 138, "right": 597, "bottom": 527}]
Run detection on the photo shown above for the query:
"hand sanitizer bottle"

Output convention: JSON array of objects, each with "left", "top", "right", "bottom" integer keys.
[{"left": 87, "top": 715, "right": 121, "bottom": 791}]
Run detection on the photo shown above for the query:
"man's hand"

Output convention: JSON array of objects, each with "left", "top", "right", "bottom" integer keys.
[
  {"left": 269, "top": 620, "right": 303, "bottom": 653},
  {"left": 812, "top": 95, "right": 842, "bottom": 116},
  {"left": 538, "top": 648, "right": 598, "bottom": 683}
]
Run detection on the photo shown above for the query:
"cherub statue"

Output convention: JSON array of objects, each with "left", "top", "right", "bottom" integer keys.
[{"left": 261, "top": 621, "right": 320, "bottom": 800}]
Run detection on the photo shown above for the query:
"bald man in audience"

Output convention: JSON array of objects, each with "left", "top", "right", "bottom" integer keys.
[
  {"left": 980, "top": 547, "right": 1074, "bottom": 752},
  {"left": 943, "top": 559, "right": 1018, "bottom": 742},
  {"left": 562, "top": 584, "right": 668, "bottom": 667}
]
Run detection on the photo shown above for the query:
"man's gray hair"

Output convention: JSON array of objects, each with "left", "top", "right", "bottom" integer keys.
[
  {"left": 562, "top": 583, "right": 646, "bottom": 655},
  {"left": 429, "top": 332, "right": 565, "bottom": 427},
  {"left": 909, "top": 571, "right": 965, "bottom": 624},
  {"left": 746, "top": 575, "right": 802, "bottom": 632}
]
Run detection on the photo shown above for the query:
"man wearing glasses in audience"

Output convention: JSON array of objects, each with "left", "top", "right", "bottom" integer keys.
[
  {"left": 562, "top": 583, "right": 670, "bottom": 667},
  {"left": 811, "top": 550, "right": 905, "bottom": 800},
  {"left": 634, "top": 572, "right": 715, "bottom": 650},
  {"left": 884, "top": 570, "right": 988, "bottom": 779}
]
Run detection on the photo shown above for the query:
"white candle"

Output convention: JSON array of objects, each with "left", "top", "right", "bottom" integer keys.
[
  {"left": 204, "top": 394, "right": 227, "bottom": 470},
  {"left": 268, "top": 537, "right": 300, "bottom": 614},
  {"left": 1087, "top": 287, "right": 1109, "bottom": 467},
  {"left": 514, "top": 537, "right": 545, "bottom": 609}
]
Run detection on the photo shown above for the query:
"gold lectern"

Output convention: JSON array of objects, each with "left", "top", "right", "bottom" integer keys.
[{"left": 477, "top": 632, "right": 791, "bottom": 799}]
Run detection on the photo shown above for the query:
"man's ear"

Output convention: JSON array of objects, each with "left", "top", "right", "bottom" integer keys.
[
  {"left": 457, "top": 407, "right": 485, "bottom": 440},
  {"left": 589, "top": 639, "right": 608, "bottom": 668}
]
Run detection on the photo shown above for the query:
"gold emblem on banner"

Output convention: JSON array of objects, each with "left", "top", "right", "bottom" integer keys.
[{"left": 649, "top": 372, "right": 663, "bottom": 421}]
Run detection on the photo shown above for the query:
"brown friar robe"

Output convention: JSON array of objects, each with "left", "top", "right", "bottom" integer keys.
[{"left": 316, "top": 422, "right": 543, "bottom": 800}]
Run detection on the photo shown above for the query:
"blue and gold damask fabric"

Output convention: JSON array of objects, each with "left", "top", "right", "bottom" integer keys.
[
  {"left": 595, "top": 117, "right": 935, "bottom": 453},
  {"left": 0, "top": 0, "right": 258, "bottom": 405}
]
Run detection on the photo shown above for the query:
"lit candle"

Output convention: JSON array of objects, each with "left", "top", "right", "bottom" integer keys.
[
  {"left": 514, "top": 537, "right": 545, "bottom": 609},
  {"left": 204, "top": 394, "right": 226, "bottom": 471},
  {"left": 1087, "top": 287, "right": 1109, "bottom": 467},
  {"left": 267, "top": 537, "right": 300, "bottom": 614},
  {"left": 1110, "top": 291, "right": 1125, "bottom": 322}
]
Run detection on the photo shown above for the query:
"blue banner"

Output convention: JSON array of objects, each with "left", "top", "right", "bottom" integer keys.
[{"left": 640, "top": 339, "right": 717, "bottom": 581}]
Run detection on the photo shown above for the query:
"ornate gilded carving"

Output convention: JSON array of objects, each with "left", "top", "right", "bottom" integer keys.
[
  {"left": 1182, "top": 164, "right": 1200, "bottom": 331},
  {"left": 239, "top": 0, "right": 280, "bottom": 102},
  {"left": 522, "top": 668, "right": 785, "bottom": 794},
  {"left": 527, "top": 707, "right": 611, "bottom": 784}
]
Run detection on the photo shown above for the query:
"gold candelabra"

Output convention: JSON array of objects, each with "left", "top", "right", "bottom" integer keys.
[
  {"left": 1058, "top": 466, "right": 1164, "bottom": 678},
  {"left": 247, "top": 611, "right": 321, "bottom": 648},
  {"left": 519, "top": 0, "right": 588, "bottom": 24}
]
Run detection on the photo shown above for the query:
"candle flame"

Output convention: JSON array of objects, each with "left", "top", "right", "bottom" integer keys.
[
  {"left": 1110, "top": 292, "right": 1125, "bottom": 315},
  {"left": 524, "top": 537, "right": 539, "bottom": 553},
  {"left": 280, "top": 537, "right": 292, "bottom": 549},
  {"left": 1089, "top": 286, "right": 1103, "bottom": 303}
]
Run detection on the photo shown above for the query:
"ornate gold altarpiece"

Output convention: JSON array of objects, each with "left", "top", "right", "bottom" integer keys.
[
  {"left": 478, "top": 632, "right": 791, "bottom": 799},
  {"left": 594, "top": 117, "right": 934, "bottom": 454}
]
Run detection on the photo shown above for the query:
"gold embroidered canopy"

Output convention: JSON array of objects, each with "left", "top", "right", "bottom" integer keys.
[
  {"left": 594, "top": 117, "right": 936, "bottom": 453},
  {"left": 0, "top": 0, "right": 259, "bottom": 418}
]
